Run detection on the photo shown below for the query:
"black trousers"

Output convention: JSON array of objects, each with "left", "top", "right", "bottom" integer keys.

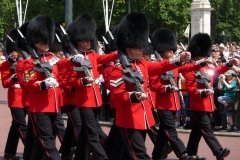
[
  {"left": 119, "top": 127, "right": 151, "bottom": 160},
  {"left": 54, "top": 111, "right": 65, "bottom": 144},
  {"left": 104, "top": 108, "right": 122, "bottom": 160},
  {"left": 187, "top": 111, "right": 223, "bottom": 156},
  {"left": 74, "top": 107, "right": 108, "bottom": 160},
  {"left": 30, "top": 112, "right": 61, "bottom": 160},
  {"left": 4, "top": 107, "right": 27, "bottom": 155},
  {"left": 59, "top": 105, "right": 82, "bottom": 156},
  {"left": 23, "top": 107, "right": 36, "bottom": 160},
  {"left": 152, "top": 110, "right": 186, "bottom": 158}
]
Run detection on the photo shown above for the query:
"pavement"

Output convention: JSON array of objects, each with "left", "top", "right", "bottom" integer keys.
[{"left": 1, "top": 84, "right": 240, "bottom": 160}]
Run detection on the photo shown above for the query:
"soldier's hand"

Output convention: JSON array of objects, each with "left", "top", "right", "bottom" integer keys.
[
  {"left": 179, "top": 52, "right": 191, "bottom": 63},
  {"left": 84, "top": 77, "right": 94, "bottom": 84},
  {"left": 135, "top": 92, "right": 148, "bottom": 101},
  {"left": 170, "top": 86, "right": 179, "bottom": 92},
  {"left": 205, "top": 89, "right": 214, "bottom": 95},
  {"left": 229, "top": 58, "right": 239, "bottom": 66}
]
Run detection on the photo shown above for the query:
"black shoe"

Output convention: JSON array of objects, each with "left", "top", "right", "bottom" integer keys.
[
  {"left": 4, "top": 153, "right": 21, "bottom": 160},
  {"left": 70, "top": 146, "right": 76, "bottom": 156},
  {"left": 179, "top": 154, "right": 197, "bottom": 160},
  {"left": 227, "top": 126, "right": 235, "bottom": 132},
  {"left": 215, "top": 148, "right": 230, "bottom": 160},
  {"left": 195, "top": 155, "right": 207, "bottom": 160},
  {"left": 61, "top": 154, "right": 72, "bottom": 160},
  {"left": 161, "top": 145, "right": 173, "bottom": 159}
]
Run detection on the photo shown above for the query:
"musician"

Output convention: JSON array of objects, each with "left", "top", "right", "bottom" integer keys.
[
  {"left": 109, "top": 12, "right": 189, "bottom": 160},
  {"left": 184, "top": 33, "right": 238, "bottom": 160}
]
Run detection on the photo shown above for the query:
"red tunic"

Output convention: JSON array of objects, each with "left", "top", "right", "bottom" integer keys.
[
  {"left": 58, "top": 66, "right": 76, "bottom": 106},
  {"left": 2, "top": 62, "right": 23, "bottom": 108},
  {"left": 66, "top": 50, "right": 119, "bottom": 108},
  {"left": 109, "top": 58, "right": 180, "bottom": 130},
  {"left": 102, "top": 64, "right": 116, "bottom": 108},
  {"left": 184, "top": 65, "right": 230, "bottom": 112},
  {"left": 150, "top": 62, "right": 202, "bottom": 111},
  {"left": 16, "top": 59, "right": 29, "bottom": 107},
  {"left": 22, "top": 53, "right": 69, "bottom": 112}
]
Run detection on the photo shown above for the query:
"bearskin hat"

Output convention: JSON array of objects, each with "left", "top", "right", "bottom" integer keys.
[
  {"left": 49, "top": 27, "right": 63, "bottom": 52},
  {"left": 151, "top": 28, "right": 177, "bottom": 53},
  {"left": 116, "top": 12, "right": 149, "bottom": 52},
  {"left": 143, "top": 42, "right": 154, "bottom": 55},
  {"left": 17, "top": 22, "right": 29, "bottom": 51},
  {"left": 105, "top": 25, "right": 118, "bottom": 53},
  {"left": 6, "top": 28, "right": 18, "bottom": 53},
  {"left": 26, "top": 15, "right": 55, "bottom": 45},
  {"left": 188, "top": 33, "right": 212, "bottom": 59},
  {"left": 91, "top": 36, "right": 99, "bottom": 53},
  {"left": 66, "top": 14, "right": 96, "bottom": 46}
]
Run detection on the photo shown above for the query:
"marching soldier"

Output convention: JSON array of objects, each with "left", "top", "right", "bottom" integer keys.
[
  {"left": 22, "top": 15, "right": 69, "bottom": 160},
  {"left": 109, "top": 12, "right": 190, "bottom": 160},
  {"left": 150, "top": 28, "right": 209, "bottom": 160},
  {"left": 62, "top": 14, "right": 119, "bottom": 160},
  {"left": 2, "top": 28, "right": 27, "bottom": 160},
  {"left": 184, "top": 33, "right": 237, "bottom": 160}
]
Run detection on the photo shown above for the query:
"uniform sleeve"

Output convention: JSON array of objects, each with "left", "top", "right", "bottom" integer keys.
[
  {"left": 184, "top": 71, "right": 208, "bottom": 98},
  {"left": 16, "top": 60, "right": 25, "bottom": 88},
  {"left": 95, "top": 51, "right": 119, "bottom": 65},
  {"left": 178, "top": 62, "right": 202, "bottom": 73},
  {"left": 149, "top": 75, "right": 171, "bottom": 94},
  {"left": 146, "top": 59, "right": 179, "bottom": 76},
  {"left": 102, "top": 64, "right": 114, "bottom": 90},
  {"left": 1, "top": 70, "right": 15, "bottom": 88},
  {"left": 0, "top": 58, "right": 14, "bottom": 72},
  {"left": 66, "top": 69, "right": 87, "bottom": 88},
  {"left": 214, "top": 64, "right": 231, "bottom": 76},
  {"left": 109, "top": 67, "right": 140, "bottom": 105}
]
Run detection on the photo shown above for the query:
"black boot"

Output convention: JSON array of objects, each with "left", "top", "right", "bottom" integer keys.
[
  {"left": 162, "top": 145, "right": 173, "bottom": 159},
  {"left": 215, "top": 148, "right": 230, "bottom": 160},
  {"left": 4, "top": 153, "right": 21, "bottom": 160}
]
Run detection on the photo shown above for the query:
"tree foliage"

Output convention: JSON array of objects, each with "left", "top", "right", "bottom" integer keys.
[{"left": 1, "top": 0, "right": 240, "bottom": 45}]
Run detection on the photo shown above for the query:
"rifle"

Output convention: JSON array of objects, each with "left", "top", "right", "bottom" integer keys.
[
  {"left": 195, "top": 70, "right": 211, "bottom": 89},
  {"left": 17, "top": 29, "right": 52, "bottom": 78},
  {"left": 151, "top": 39, "right": 178, "bottom": 88},
  {"left": 0, "top": 43, "right": 9, "bottom": 59},
  {"left": 60, "top": 25, "right": 92, "bottom": 78},
  {"left": 6, "top": 35, "right": 29, "bottom": 60},
  {"left": 118, "top": 50, "right": 145, "bottom": 93}
]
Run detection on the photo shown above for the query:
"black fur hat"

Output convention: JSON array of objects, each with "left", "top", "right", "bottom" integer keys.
[
  {"left": 105, "top": 25, "right": 118, "bottom": 53},
  {"left": 6, "top": 28, "right": 18, "bottom": 53},
  {"left": 17, "top": 22, "right": 29, "bottom": 51},
  {"left": 143, "top": 42, "right": 154, "bottom": 55},
  {"left": 188, "top": 33, "right": 212, "bottom": 59},
  {"left": 116, "top": 12, "right": 149, "bottom": 52},
  {"left": 66, "top": 14, "right": 96, "bottom": 46},
  {"left": 49, "top": 27, "right": 63, "bottom": 52},
  {"left": 26, "top": 15, "right": 55, "bottom": 45},
  {"left": 151, "top": 28, "right": 177, "bottom": 53}
]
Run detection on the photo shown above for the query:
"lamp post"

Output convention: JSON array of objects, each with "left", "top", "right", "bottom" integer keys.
[{"left": 128, "top": 0, "right": 131, "bottom": 13}]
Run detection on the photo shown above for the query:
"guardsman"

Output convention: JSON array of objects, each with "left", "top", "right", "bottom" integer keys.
[
  {"left": 2, "top": 28, "right": 27, "bottom": 160},
  {"left": 109, "top": 12, "right": 190, "bottom": 160},
  {"left": 22, "top": 15, "right": 69, "bottom": 160},
  {"left": 63, "top": 14, "right": 119, "bottom": 160},
  {"left": 150, "top": 28, "right": 209, "bottom": 160},
  {"left": 184, "top": 33, "right": 237, "bottom": 160}
]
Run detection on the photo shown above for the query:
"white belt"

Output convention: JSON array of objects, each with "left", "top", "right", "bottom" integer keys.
[{"left": 11, "top": 84, "right": 21, "bottom": 88}]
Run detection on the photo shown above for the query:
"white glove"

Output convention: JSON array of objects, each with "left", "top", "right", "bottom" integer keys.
[
  {"left": 44, "top": 77, "right": 58, "bottom": 88},
  {"left": 73, "top": 54, "right": 84, "bottom": 63}
]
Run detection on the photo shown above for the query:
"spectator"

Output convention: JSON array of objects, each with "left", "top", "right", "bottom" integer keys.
[{"left": 218, "top": 70, "right": 237, "bottom": 132}]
